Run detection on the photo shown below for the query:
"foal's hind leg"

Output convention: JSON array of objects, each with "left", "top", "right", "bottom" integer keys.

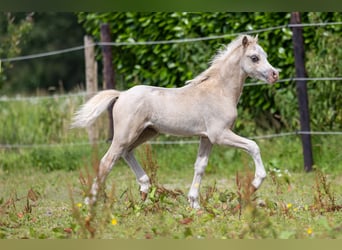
[
  {"left": 123, "top": 128, "right": 159, "bottom": 200},
  {"left": 85, "top": 142, "right": 125, "bottom": 205},
  {"left": 188, "top": 137, "right": 213, "bottom": 209},
  {"left": 123, "top": 151, "right": 150, "bottom": 200},
  {"left": 86, "top": 111, "right": 154, "bottom": 205}
]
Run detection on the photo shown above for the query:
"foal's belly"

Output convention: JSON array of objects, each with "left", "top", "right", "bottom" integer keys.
[
  {"left": 126, "top": 85, "right": 210, "bottom": 137},
  {"left": 150, "top": 111, "right": 207, "bottom": 137}
]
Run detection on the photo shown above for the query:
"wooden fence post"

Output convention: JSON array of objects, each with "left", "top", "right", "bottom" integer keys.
[
  {"left": 100, "top": 23, "right": 115, "bottom": 141},
  {"left": 84, "top": 35, "right": 98, "bottom": 144},
  {"left": 290, "top": 12, "right": 314, "bottom": 172}
]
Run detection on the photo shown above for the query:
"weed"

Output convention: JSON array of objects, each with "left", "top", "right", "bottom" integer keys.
[
  {"left": 139, "top": 144, "right": 159, "bottom": 186},
  {"left": 235, "top": 168, "right": 257, "bottom": 217},
  {"left": 137, "top": 144, "right": 184, "bottom": 213},
  {"left": 68, "top": 144, "right": 115, "bottom": 239},
  {"left": 0, "top": 188, "right": 41, "bottom": 238},
  {"left": 234, "top": 168, "right": 277, "bottom": 238},
  {"left": 1, "top": 100, "right": 342, "bottom": 240},
  {"left": 312, "top": 171, "right": 342, "bottom": 213},
  {"left": 1, "top": 166, "right": 342, "bottom": 239}
]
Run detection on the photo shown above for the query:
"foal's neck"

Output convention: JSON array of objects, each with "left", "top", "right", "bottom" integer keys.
[
  {"left": 188, "top": 48, "right": 247, "bottom": 106},
  {"left": 212, "top": 54, "right": 247, "bottom": 105}
]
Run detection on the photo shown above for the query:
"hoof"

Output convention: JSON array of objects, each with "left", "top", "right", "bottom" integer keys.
[
  {"left": 251, "top": 174, "right": 266, "bottom": 190},
  {"left": 140, "top": 191, "right": 148, "bottom": 201},
  {"left": 84, "top": 196, "right": 97, "bottom": 206},
  {"left": 84, "top": 197, "right": 92, "bottom": 206},
  {"left": 250, "top": 185, "right": 257, "bottom": 194},
  {"left": 188, "top": 197, "right": 200, "bottom": 210}
]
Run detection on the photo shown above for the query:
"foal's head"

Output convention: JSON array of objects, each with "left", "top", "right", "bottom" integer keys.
[{"left": 240, "top": 35, "right": 279, "bottom": 84}]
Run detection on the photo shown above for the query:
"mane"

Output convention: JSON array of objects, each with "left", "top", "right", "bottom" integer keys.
[{"left": 186, "top": 35, "right": 258, "bottom": 85}]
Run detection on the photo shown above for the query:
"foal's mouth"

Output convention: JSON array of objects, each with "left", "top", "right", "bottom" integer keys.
[{"left": 266, "top": 69, "right": 279, "bottom": 84}]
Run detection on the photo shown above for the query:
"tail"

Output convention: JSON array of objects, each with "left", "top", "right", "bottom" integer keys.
[{"left": 71, "top": 89, "right": 120, "bottom": 128}]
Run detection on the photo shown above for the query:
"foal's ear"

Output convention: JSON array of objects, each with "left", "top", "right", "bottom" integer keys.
[
  {"left": 255, "top": 34, "right": 259, "bottom": 41},
  {"left": 242, "top": 36, "right": 249, "bottom": 48}
]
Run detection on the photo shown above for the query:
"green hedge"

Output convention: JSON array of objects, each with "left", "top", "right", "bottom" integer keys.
[{"left": 78, "top": 12, "right": 341, "bottom": 132}]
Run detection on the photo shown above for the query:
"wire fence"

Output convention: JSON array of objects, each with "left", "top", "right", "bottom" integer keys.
[
  {"left": 1, "top": 21, "right": 342, "bottom": 63},
  {"left": 1, "top": 131, "right": 341, "bottom": 150},
  {"left": 0, "top": 76, "right": 341, "bottom": 102},
  {"left": 0, "top": 20, "right": 340, "bottom": 102},
  {"left": 0, "top": 20, "right": 341, "bottom": 150}
]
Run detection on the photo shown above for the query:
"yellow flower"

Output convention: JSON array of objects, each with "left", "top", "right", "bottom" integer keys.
[
  {"left": 286, "top": 203, "right": 292, "bottom": 209},
  {"left": 307, "top": 228, "right": 313, "bottom": 235},
  {"left": 111, "top": 218, "right": 118, "bottom": 225},
  {"left": 76, "top": 203, "right": 82, "bottom": 208}
]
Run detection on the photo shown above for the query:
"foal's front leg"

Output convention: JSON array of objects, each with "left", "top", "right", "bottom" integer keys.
[
  {"left": 214, "top": 129, "right": 267, "bottom": 191},
  {"left": 188, "top": 137, "right": 213, "bottom": 209}
]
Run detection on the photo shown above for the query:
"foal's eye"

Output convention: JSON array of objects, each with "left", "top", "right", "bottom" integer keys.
[{"left": 250, "top": 55, "right": 259, "bottom": 63}]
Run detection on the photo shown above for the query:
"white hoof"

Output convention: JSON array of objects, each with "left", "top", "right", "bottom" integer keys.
[
  {"left": 84, "top": 197, "right": 90, "bottom": 205},
  {"left": 188, "top": 197, "right": 201, "bottom": 210},
  {"left": 252, "top": 173, "right": 266, "bottom": 189},
  {"left": 138, "top": 175, "right": 151, "bottom": 194},
  {"left": 84, "top": 196, "right": 96, "bottom": 206}
]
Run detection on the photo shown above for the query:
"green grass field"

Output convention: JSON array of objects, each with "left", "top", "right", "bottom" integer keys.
[
  {"left": 1, "top": 95, "right": 341, "bottom": 239},
  {"left": 1, "top": 136, "right": 342, "bottom": 239}
]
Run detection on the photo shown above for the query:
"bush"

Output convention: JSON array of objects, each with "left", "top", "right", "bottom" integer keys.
[
  {"left": 77, "top": 12, "right": 341, "bottom": 132},
  {"left": 30, "top": 147, "right": 86, "bottom": 172}
]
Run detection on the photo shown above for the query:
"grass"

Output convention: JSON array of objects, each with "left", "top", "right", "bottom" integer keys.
[
  {"left": 0, "top": 95, "right": 341, "bottom": 239},
  {"left": 1, "top": 137, "right": 342, "bottom": 239}
]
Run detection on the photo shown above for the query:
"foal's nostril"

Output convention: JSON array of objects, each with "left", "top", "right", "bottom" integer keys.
[
  {"left": 272, "top": 70, "right": 279, "bottom": 80},
  {"left": 267, "top": 70, "right": 279, "bottom": 84}
]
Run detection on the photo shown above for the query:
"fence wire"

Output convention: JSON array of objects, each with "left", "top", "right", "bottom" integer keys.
[
  {"left": 0, "top": 20, "right": 341, "bottom": 150},
  {"left": 1, "top": 76, "right": 341, "bottom": 102},
  {"left": 1, "top": 21, "right": 341, "bottom": 63},
  {"left": 0, "top": 131, "right": 341, "bottom": 150}
]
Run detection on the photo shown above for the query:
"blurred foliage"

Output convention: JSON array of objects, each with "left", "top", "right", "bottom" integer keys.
[
  {"left": 0, "top": 12, "right": 85, "bottom": 94},
  {"left": 0, "top": 12, "right": 340, "bottom": 135},
  {"left": 305, "top": 13, "right": 342, "bottom": 131},
  {"left": 0, "top": 12, "right": 33, "bottom": 89},
  {"left": 77, "top": 12, "right": 341, "bottom": 132},
  {"left": 0, "top": 96, "right": 85, "bottom": 145},
  {"left": 77, "top": 12, "right": 293, "bottom": 87},
  {"left": 273, "top": 12, "right": 342, "bottom": 131}
]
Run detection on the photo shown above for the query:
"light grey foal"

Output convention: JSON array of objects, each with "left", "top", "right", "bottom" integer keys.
[{"left": 72, "top": 35, "right": 279, "bottom": 209}]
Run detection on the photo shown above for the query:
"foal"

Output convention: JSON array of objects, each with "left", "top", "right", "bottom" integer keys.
[{"left": 72, "top": 35, "right": 279, "bottom": 209}]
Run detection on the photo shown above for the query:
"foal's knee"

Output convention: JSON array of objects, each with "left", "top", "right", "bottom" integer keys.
[{"left": 247, "top": 140, "right": 261, "bottom": 157}]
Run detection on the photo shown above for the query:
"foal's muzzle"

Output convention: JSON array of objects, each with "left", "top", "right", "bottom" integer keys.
[{"left": 267, "top": 69, "right": 279, "bottom": 84}]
